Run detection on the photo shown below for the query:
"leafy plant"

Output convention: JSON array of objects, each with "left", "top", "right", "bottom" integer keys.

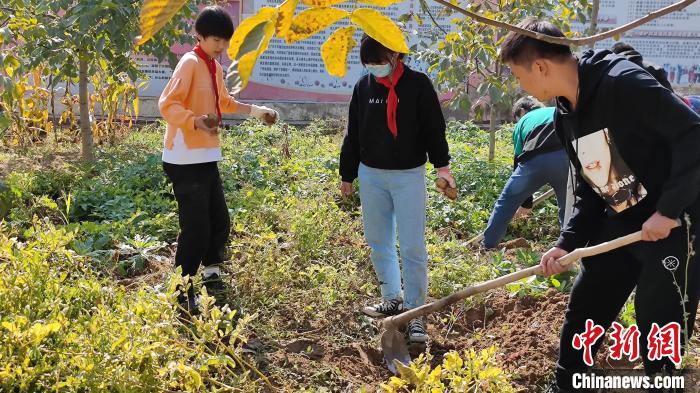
[
  {"left": 381, "top": 346, "right": 515, "bottom": 392},
  {"left": 0, "top": 220, "right": 264, "bottom": 392}
]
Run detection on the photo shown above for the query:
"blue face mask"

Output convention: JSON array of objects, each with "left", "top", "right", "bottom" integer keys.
[{"left": 366, "top": 63, "right": 393, "bottom": 78}]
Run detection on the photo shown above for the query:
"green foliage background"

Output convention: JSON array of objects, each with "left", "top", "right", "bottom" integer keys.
[{"left": 0, "top": 119, "right": 564, "bottom": 391}]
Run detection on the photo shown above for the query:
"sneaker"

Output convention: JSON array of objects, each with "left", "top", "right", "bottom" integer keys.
[
  {"left": 362, "top": 297, "right": 404, "bottom": 318},
  {"left": 202, "top": 272, "right": 228, "bottom": 307},
  {"left": 478, "top": 241, "right": 497, "bottom": 252},
  {"left": 407, "top": 318, "right": 428, "bottom": 343},
  {"left": 176, "top": 284, "right": 200, "bottom": 316}
]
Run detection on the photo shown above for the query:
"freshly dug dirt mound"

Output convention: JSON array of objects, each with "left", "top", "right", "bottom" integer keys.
[
  {"left": 427, "top": 288, "right": 568, "bottom": 390},
  {"left": 260, "top": 288, "right": 700, "bottom": 391}
]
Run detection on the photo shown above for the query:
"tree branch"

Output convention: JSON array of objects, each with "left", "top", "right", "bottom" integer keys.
[
  {"left": 431, "top": 0, "right": 696, "bottom": 46},
  {"left": 419, "top": 0, "right": 449, "bottom": 35}
]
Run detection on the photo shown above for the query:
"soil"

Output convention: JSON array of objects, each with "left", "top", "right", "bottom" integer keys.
[
  {"left": 500, "top": 237, "right": 531, "bottom": 250},
  {"left": 258, "top": 288, "right": 571, "bottom": 391},
  {"left": 0, "top": 149, "right": 80, "bottom": 177},
  {"left": 260, "top": 285, "right": 700, "bottom": 392}
]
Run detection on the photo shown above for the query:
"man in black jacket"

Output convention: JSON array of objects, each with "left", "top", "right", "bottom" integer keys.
[
  {"left": 611, "top": 42, "right": 674, "bottom": 91},
  {"left": 500, "top": 18, "right": 700, "bottom": 392}
]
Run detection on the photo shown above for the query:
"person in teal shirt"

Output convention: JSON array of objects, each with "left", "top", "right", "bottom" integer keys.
[{"left": 481, "top": 96, "right": 569, "bottom": 249}]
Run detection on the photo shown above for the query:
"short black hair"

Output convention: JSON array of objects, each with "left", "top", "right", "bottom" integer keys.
[
  {"left": 195, "top": 6, "right": 234, "bottom": 39},
  {"left": 359, "top": 34, "right": 405, "bottom": 65},
  {"left": 512, "top": 96, "right": 544, "bottom": 120},
  {"left": 611, "top": 41, "right": 635, "bottom": 54},
  {"left": 499, "top": 18, "right": 572, "bottom": 66}
]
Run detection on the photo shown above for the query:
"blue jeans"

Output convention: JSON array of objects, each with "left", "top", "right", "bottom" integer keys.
[
  {"left": 483, "top": 149, "right": 569, "bottom": 249},
  {"left": 358, "top": 163, "right": 428, "bottom": 310}
]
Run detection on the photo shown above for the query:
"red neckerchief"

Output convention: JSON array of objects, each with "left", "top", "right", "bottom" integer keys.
[
  {"left": 193, "top": 44, "right": 221, "bottom": 123},
  {"left": 374, "top": 61, "right": 405, "bottom": 138}
]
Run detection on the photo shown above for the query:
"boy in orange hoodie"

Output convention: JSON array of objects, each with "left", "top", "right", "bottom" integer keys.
[{"left": 159, "top": 5, "right": 278, "bottom": 315}]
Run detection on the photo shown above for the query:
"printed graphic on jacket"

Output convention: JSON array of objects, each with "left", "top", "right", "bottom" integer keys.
[{"left": 574, "top": 128, "right": 648, "bottom": 213}]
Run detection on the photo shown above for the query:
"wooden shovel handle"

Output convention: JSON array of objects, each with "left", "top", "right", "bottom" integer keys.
[{"left": 386, "top": 230, "right": 644, "bottom": 327}]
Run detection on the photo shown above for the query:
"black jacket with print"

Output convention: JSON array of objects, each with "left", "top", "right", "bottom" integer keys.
[
  {"left": 555, "top": 49, "right": 700, "bottom": 252},
  {"left": 339, "top": 65, "right": 450, "bottom": 182}
]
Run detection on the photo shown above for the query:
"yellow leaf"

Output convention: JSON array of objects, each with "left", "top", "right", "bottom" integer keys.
[
  {"left": 137, "top": 0, "right": 188, "bottom": 46},
  {"left": 227, "top": 7, "right": 278, "bottom": 90},
  {"left": 32, "top": 68, "right": 42, "bottom": 87},
  {"left": 228, "top": 7, "right": 279, "bottom": 61},
  {"left": 321, "top": 26, "right": 357, "bottom": 77},
  {"left": 427, "top": 365, "right": 443, "bottom": 384},
  {"left": 395, "top": 360, "right": 420, "bottom": 385},
  {"left": 350, "top": 8, "right": 408, "bottom": 53},
  {"left": 286, "top": 7, "right": 349, "bottom": 43},
  {"left": 301, "top": 0, "right": 345, "bottom": 6},
  {"left": 358, "top": 0, "right": 402, "bottom": 6},
  {"left": 29, "top": 321, "right": 60, "bottom": 344},
  {"left": 230, "top": 19, "right": 277, "bottom": 90},
  {"left": 478, "top": 366, "right": 503, "bottom": 379},
  {"left": 445, "top": 32, "right": 460, "bottom": 43},
  {"left": 111, "top": 334, "right": 127, "bottom": 351},
  {"left": 133, "top": 96, "right": 139, "bottom": 119},
  {"left": 276, "top": 0, "right": 298, "bottom": 38}
]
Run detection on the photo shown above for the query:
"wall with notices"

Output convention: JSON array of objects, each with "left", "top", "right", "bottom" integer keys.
[
  {"left": 579, "top": 0, "right": 700, "bottom": 88},
  {"left": 237, "top": 0, "right": 450, "bottom": 102},
  {"left": 134, "top": 0, "right": 699, "bottom": 113}
]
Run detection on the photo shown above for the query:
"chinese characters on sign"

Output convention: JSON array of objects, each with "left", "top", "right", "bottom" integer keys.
[{"left": 135, "top": 0, "right": 699, "bottom": 102}]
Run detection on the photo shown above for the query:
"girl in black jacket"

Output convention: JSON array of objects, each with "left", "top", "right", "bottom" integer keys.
[{"left": 339, "top": 35, "right": 454, "bottom": 343}]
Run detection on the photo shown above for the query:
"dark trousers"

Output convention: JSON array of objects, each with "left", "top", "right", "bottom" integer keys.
[
  {"left": 556, "top": 217, "right": 700, "bottom": 392},
  {"left": 163, "top": 162, "right": 230, "bottom": 277}
]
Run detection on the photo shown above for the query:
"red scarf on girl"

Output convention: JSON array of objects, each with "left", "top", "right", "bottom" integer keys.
[
  {"left": 193, "top": 44, "right": 222, "bottom": 123},
  {"left": 374, "top": 61, "right": 405, "bottom": 138}
]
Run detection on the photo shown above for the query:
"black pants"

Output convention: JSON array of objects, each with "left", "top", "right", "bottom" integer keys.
[
  {"left": 163, "top": 162, "right": 230, "bottom": 277},
  {"left": 555, "top": 217, "right": 700, "bottom": 392}
]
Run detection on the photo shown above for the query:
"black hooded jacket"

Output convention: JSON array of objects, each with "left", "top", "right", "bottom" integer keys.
[
  {"left": 616, "top": 48, "right": 674, "bottom": 91},
  {"left": 555, "top": 50, "right": 700, "bottom": 251}
]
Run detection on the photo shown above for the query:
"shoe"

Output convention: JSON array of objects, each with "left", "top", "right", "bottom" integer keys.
[
  {"left": 202, "top": 272, "right": 228, "bottom": 307},
  {"left": 407, "top": 318, "right": 428, "bottom": 343},
  {"left": 176, "top": 283, "right": 200, "bottom": 316},
  {"left": 362, "top": 297, "right": 404, "bottom": 318},
  {"left": 478, "top": 241, "right": 497, "bottom": 252}
]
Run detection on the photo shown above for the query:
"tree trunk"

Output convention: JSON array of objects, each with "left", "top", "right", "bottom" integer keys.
[
  {"left": 488, "top": 105, "right": 497, "bottom": 162},
  {"left": 588, "top": 0, "right": 601, "bottom": 48},
  {"left": 79, "top": 56, "right": 94, "bottom": 161},
  {"left": 49, "top": 74, "right": 58, "bottom": 145}
]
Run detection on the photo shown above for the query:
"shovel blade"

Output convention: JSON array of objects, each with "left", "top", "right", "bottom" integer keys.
[{"left": 381, "top": 328, "right": 411, "bottom": 374}]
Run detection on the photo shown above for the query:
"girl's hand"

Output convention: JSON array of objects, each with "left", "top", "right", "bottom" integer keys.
[
  {"left": 435, "top": 166, "right": 456, "bottom": 190},
  {"left": 340, "top": 181, "right": 354, "bottom": 198},
  {"left": 250, "top": 105, "right": 279, "bottom": 126},
  {"left": 194, "top": 115, "right": 218, "bottom": 135}
]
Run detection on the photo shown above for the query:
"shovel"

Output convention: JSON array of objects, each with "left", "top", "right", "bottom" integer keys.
[{"left": 381, "top": 229, "right": 646, "bottom": 374}]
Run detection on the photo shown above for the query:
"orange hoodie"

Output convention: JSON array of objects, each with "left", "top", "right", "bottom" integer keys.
[{"left": 159, "top": 52, "right": 240, "bottom": 151}]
